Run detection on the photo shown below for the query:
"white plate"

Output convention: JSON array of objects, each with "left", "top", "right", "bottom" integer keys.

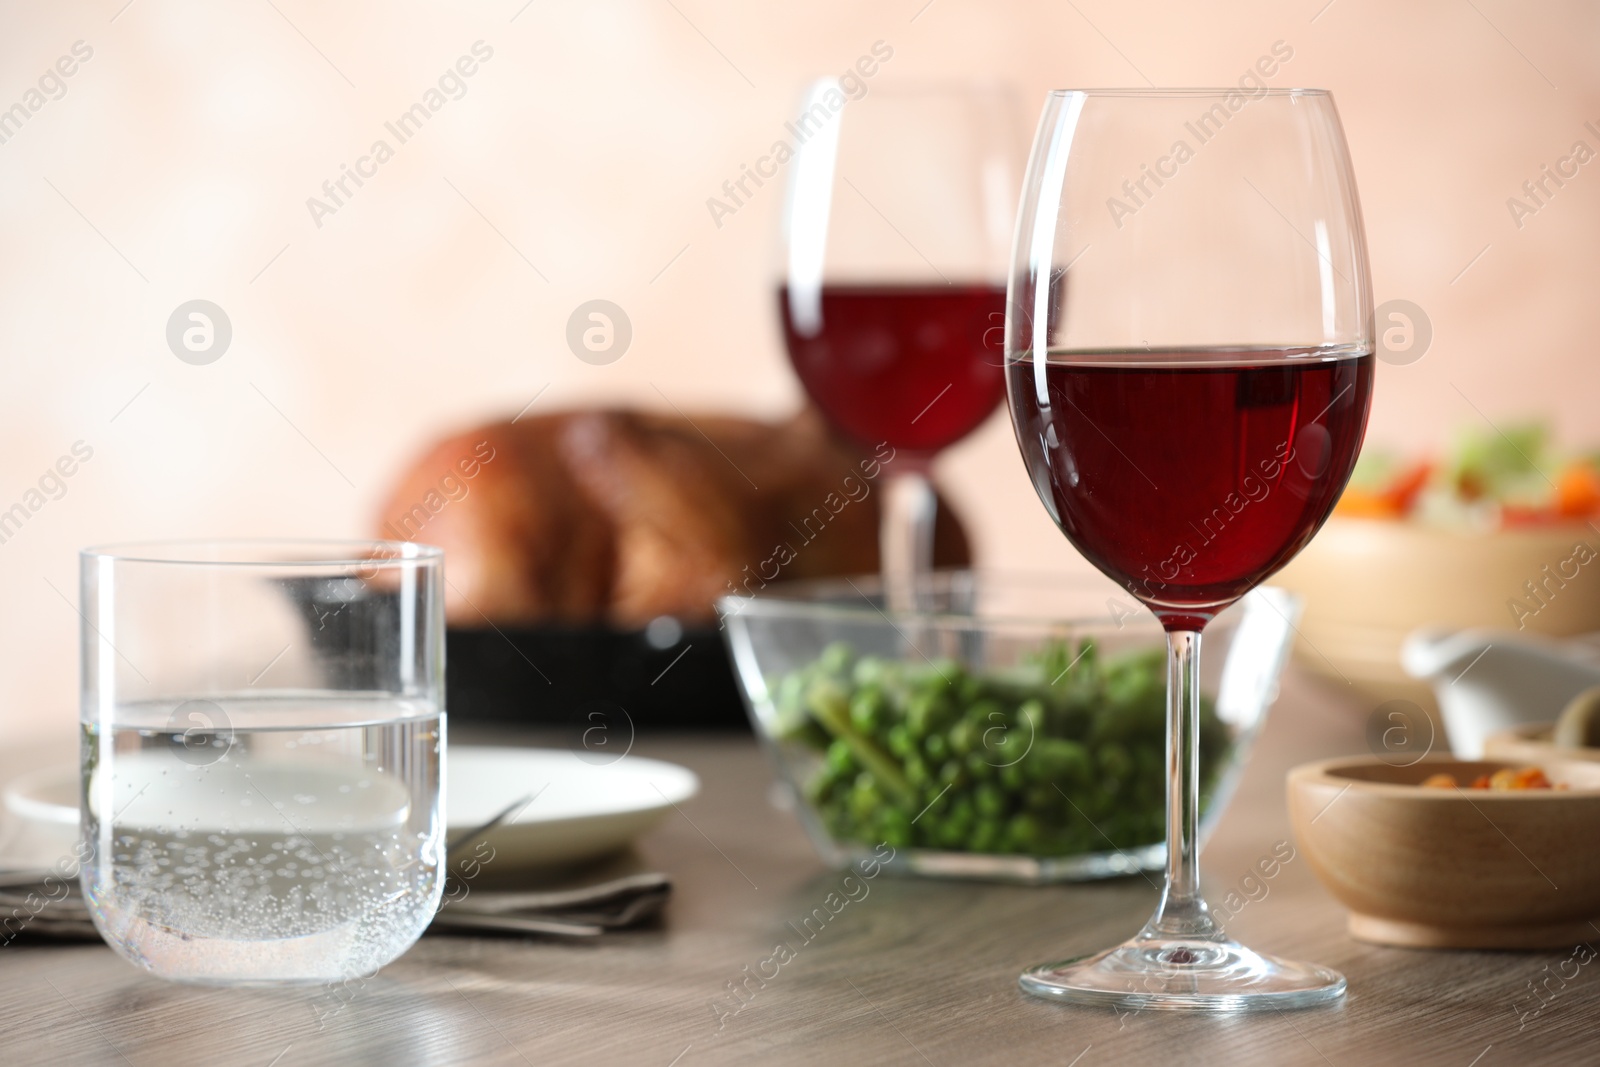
[
  {"left": 0, "top": 765, "right": 81, "bottom": 870},
  {"left": 448, "top": 747, "right": 699, "bottom": 869},
  {"left": 85, "top": 753, "right": 414, "bottom": 834},
  {"left": 4, "top": 748, "right": 699, "bottom": 873}
]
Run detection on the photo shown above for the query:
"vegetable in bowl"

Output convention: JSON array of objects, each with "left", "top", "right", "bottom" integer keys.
[
  {"left": 1338, "top": 420, "right": 1600, "bottom": 526},
  {"left": 770, "top": 640, "right": 1231, "bottom": 857},
  {"left": 720, "top": 571, "right": 1296, "bottom": 882}
]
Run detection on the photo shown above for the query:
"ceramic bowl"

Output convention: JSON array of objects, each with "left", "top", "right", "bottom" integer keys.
[{"left": 1288, "top": 755, "right": 1600, "bottom": 948}]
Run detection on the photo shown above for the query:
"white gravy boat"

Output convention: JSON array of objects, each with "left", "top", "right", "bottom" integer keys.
[{"left": 1402, "top": 627, "right": 1600, "bottom": 757}]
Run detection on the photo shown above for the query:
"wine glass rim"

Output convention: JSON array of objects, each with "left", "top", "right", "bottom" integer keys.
[
  {"left": 79, "top": 537, "right": 442, "bottom": 568},
  {"left": 1046, "top": 87, "right": 1330, "bottom": 99}
]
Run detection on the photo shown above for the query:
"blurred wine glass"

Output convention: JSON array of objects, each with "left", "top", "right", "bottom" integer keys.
[{"left": 778, "top": 81, "right": 1021, "bottom": 611}]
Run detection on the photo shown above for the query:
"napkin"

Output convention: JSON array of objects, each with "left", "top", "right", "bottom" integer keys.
[{"left": 0, "top": 864, "right": 670, "bottom": 944}]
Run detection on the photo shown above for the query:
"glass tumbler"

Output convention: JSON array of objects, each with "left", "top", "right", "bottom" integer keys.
[{"left": 79, "top": 540, "right": 446, "bottom": 985}]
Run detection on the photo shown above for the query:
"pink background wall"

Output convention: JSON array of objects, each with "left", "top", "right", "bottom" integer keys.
[{"left": 0, "top": 0, "right": 1596, "bottom": 740}]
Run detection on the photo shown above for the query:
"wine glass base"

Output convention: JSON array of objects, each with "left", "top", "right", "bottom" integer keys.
[{"left": 1020, "top": 937, "right": 1346, "bottom": 1013}]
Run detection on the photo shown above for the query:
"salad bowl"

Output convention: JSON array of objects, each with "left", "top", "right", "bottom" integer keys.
[{"left": 719, "top": 571, "right": 1298, "bottom": 883}]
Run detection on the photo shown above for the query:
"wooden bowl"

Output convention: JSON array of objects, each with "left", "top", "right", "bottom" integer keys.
[
  {"left": 1274, "top": 519, "right": 1600, "bottom": 705},
  {"left": 1486, "top": 723, "right": 1600, "bottom": 765},
  {"left": 1288, "top": 755, "right": 1600, "bottom": 948}
]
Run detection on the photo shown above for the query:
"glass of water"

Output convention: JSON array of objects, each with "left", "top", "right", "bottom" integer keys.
[{"left": 79, "top": 540, "right": 445, "bottom": 985}]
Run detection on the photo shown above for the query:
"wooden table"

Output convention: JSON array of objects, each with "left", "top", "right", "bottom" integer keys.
[{"left": 2, "top": 671, "right": 1596, "bottom": 1066}]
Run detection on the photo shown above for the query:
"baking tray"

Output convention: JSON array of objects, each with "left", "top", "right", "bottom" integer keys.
[
  {"left": 446, "top": 624, "right": 750, "bottom": 732},
  {"left": 279, "top": 574, "right": 749, "bottom": 733}
]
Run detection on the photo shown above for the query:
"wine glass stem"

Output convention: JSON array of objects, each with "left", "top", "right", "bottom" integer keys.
[
  {"left": 880, "top": 469, "right": 936, "bottom": 614},
  {"left": 1149, "top": 628, "right": 1218, "bottom": 940}
]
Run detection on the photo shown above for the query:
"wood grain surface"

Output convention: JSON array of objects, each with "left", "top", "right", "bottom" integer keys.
[{"left": 1, "top": 671, "right": 1596, "bottom": 1066}]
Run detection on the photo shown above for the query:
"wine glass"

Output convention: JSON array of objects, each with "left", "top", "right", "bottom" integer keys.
[
  {"left": 1005, "top": 89, "right": 1372, "bottom": 1010},
  {"left": 779, "top": 80, "right": 1020, "bottom": 611}
]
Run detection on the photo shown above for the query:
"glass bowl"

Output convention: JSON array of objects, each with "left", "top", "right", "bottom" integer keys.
[{"left": 718, "top": 571, "right": 1298, "bottom": 883}]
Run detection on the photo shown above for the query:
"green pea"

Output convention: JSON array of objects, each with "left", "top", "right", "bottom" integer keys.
[
  {"left": 934, "top": 817, "right": 970, "bottom": 849},
  {"left": 946, "top": 796, "right": 975, "bottom": 832},
  {"left": 818, "top": 642, "right": 854, "bottom": 678},
  {"left": 878, "top": 808, "right": 913, "bottom": 848},
  {"left": 1097, "top": 742, "right": 1132, "bottom": 781},
  {"left": 850, "top": 688, "right": 887, "bottom": 734},
  {"left": 826, "top": 739, "right": 857, "bottom": 777},
  {"left": 771, "top": 672, "right": 820, "bottom": 743},
  {"left": 804, "top": 766, "right": 839, "bottom": 805},
  {"left": 1005, "top": 813, "right": 1043, "bottom": 852},
  {"left": 905, "top": 754, "right": 932, "bottom": 789},
  {"left": 849, "top": 777, "right": 883, "bottom": 821},
  {"left": 974, "top": 783, "right": 1006, "bottom": 819},
  {"left": 1027, "top": 738, "right": 1092, "bottom": 786},
  {"left": 948, "top": 718, "right": 980, "bottom": 757},
  {"left": 976, "top": 711, "right": 1031, "bottom": 768},
  {"left": 1018, "top": 699, "right": 1047, "bottom": 739},
  {"left": 907, "top": 691, "right": 955, "bottom": 738},
  {"left": 956, "top": 674, "right": 984, "bottom": 706},
  {"left": 938, "top": 759, "right": 967, "bottom": 789},
  {"left": 775, "top": 671, "right": 806, "bottom": 713},
  {"left": 1024, "top": 784, "right": 1058, "bottom": 814},
  {"left": 852, "top": 656, "right": 887, "bottom": 689},
  {"left": 916, "top": 783, "right": 951, "bottom": 819},
  {"left": 964, "top": 699, "right": 1003, "bottom": 730}
]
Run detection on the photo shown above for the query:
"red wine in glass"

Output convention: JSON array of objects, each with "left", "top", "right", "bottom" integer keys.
[
  {"left": 1008, "top": 347, "right": 1374, "bottom": 630},
  {"left": 779, "top": 283, "right": 1008, "bottom": 459}
]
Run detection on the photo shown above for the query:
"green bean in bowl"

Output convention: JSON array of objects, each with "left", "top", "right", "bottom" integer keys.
[{"left": 719, "top": 572, "right": 1299, "bottom": 883}]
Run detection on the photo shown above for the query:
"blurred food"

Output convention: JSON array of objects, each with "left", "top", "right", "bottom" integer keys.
[
  {"left": 1288, "top": 755, "right": 1600, "bottom": 948},
  {"left": 1276, "top": 420, "right": 1600, "bottom": 714},
  {"left": 1418, "top": 766, "right": 1556, "bottom": 790},
  {"left": 771, "top": 639, "right": 1229, "bottom": 856},
  {"left": 1332, "top": 455, "right": 1432, "bottom": 519},
  {"left": 376, "top": 407, "right": 969, "bottom": 628},
  {"left": 1337, "top": 421, "right": 1600, "bottom": 526}
]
